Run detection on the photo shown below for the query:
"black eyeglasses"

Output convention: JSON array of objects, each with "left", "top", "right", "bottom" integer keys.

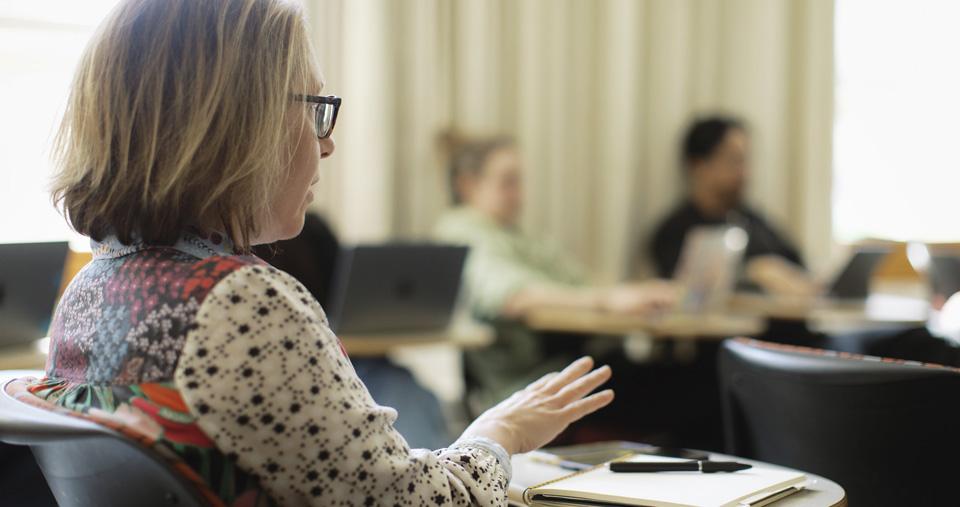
[{"left": 295, "top": 95, "right": 341, "bottom": 139}]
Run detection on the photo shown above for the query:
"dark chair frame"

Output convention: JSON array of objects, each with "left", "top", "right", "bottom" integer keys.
[{"left": 719, "top": 338, "right": 960, "bottom": 507}]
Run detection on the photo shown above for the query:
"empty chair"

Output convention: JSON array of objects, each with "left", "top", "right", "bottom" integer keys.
[
  {"left": 719, "top": 338, "right": 960, "bottom": 507},
  {"left": 0, "top": 370, "right": 208, "bottom": 507}
]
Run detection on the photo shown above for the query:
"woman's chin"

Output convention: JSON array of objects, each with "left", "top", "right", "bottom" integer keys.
[
  {"left": 282, "top": 214, "right": 307, "bottom": 240},
  {"left": 254, "top": 215, "right": 306, "bottom": 245}
]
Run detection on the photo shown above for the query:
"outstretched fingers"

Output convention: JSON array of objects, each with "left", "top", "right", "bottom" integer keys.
[
  {"left": 540, "top": 356, "right": 594, "bottom": 394},
  {"left": 560, "top": 389, "right": 615, "bottom": 421},
  {"left": 552, "top": 365, "right": 612, "bottom": 405}
]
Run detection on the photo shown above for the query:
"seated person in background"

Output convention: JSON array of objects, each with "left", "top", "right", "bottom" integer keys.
[
  {"left": 254, "top": 213, "right": 451, "bottom": 449},
  {"left": 434, "top": 134, "right": 674, "bottom": 410},
  {"left": 649, "top": 116, "right": 816, "bottom": 297}
]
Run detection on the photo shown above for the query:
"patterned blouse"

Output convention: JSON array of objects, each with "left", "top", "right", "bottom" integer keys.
[{"left": 20, "top": 231, "right": 510, "bottom": 506}]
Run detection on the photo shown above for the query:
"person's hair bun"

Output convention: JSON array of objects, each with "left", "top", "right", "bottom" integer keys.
[{"left": 437, "top": 128, "right": 515, "bottom": 204}]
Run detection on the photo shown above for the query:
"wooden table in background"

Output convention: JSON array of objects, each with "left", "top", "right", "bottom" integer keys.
[
  {"left": 526, "top": 285, "right": 930, "bottom": 340},
  {"left": 0, "top": 340, "right": 48, "bottom": 371},
  {"left": 340, "top": 322, "right": 494, "bottom": 357},
  {"left": 525, "top": 307, "right": 765, "bottom": 338},
  {"left": 728, "top": 291, "right": 930, "bottom": 334}
]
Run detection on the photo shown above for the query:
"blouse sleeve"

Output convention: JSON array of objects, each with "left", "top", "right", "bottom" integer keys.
[{"left": 173, "top": 264, "right": 510, "bottom": 506}]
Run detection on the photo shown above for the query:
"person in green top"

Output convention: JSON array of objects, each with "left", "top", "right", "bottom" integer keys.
[{"left": 434, "top": 135, "right": 676, "bottom": 412}]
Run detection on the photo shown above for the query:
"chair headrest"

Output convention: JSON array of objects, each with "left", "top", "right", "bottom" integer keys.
[{"left": 723, "top": 338, "right": 960, "bottom": 383}]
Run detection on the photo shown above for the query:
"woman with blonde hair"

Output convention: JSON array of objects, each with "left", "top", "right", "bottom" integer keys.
[{"left": 15, "top": 1, "right": 614, "bottom": 505}]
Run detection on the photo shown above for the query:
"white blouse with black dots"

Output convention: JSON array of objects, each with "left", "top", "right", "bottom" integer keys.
[{"left": 173, "top": 265, "right": 511, "bottom": 506}]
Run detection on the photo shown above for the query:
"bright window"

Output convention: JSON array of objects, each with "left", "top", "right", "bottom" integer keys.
[
  {"left": 0, "top": 1, "right": 120, "bottom": 247},
  {"left": 833, "top": 0, "right": 960, "bottom": 243}
]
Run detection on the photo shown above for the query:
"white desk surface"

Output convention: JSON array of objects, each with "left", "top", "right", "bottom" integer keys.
[{"left": 509, "top": 448, "right": 845, "bottom": 506}]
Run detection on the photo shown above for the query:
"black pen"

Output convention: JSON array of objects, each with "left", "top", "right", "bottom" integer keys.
[{"left": 610, "top": 460, "right": 752, "bottom": 473}]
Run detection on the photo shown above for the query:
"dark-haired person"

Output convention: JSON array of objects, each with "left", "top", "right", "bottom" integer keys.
[
  {"left": 648, "top": 116, "right": 815, "bottom": 296},
  {"left": 434, "top": 136, "right": 676, "bottom": 412}
]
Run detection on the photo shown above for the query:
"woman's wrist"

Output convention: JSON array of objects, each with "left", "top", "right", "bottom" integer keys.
[{"left": 460, "top": 419, "right": 519, "bottom": 455}]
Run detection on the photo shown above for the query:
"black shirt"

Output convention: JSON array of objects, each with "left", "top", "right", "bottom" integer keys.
[{"left": 648, "top": 200, "right": 804, "bottom": 278}]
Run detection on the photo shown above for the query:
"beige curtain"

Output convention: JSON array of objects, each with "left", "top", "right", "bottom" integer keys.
[{"left": 304, "top": 0, "right": 835, "bottom": 282}]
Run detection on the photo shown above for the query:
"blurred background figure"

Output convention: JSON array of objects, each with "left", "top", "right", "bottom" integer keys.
[
  {"left": 648, "top": 117, "right": 817, "bottom": 297},
  {"left": 433, "top": 133, "right": 676, "bottom": 415}
]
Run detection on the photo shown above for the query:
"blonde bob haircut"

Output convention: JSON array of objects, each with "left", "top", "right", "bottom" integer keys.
[{"left": 52, "top": 0, "right": 322, "bottom": 251}]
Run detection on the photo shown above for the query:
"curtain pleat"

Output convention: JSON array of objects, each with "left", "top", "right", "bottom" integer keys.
[{"left": 305, "top": 0, "right": 835, "bottom": 280}]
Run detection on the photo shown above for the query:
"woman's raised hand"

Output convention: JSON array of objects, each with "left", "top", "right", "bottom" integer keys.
[{"left": 460, "top": 356, "right": 614, "bottom": 455}]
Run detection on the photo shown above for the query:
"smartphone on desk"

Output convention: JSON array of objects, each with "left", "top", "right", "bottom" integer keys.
[
  {"left": 535, "top": 441, "right": 710, "bottom": 470},
  {"left": 641, "top": 446, "right": 710, "bottom": 461}
]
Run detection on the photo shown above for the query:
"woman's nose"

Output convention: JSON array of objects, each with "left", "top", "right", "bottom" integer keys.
[{"left": 319, "top": 137, "right": 335, "bottom": 159}]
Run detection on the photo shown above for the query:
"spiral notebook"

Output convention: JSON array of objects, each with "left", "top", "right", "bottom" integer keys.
[{"left": 520, "top": 453, "right": 806, "bottom": 507}]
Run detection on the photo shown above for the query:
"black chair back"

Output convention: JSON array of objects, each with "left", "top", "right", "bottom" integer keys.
[{"left": 719, "top": 338, "right": 960, "bottom": 507}]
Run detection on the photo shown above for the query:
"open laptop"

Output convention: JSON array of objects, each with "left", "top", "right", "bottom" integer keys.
[
  {"left": 325, "top": 243, "right": 468, "bottom": 334},
  {"left": 0, "top": 241, "right": 69, "bottom": 347},
  {"left": 929, "top": 254, "right": 960, "bottom": 300},
  {"left": 823, "top": 246, "right": 890, "bottom": 301},
  {"left": 673, "top": 226, "right": 748, "bottom": 313}
]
